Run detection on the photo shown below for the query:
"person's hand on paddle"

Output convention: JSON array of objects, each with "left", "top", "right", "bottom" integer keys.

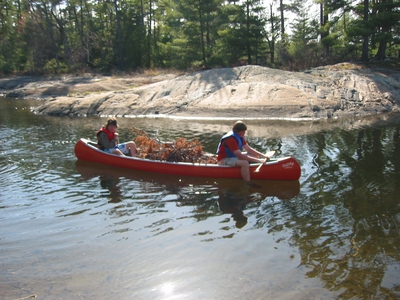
[
  {"left": 262, "top": 150, "right": 275, "bottom": 162},
  {"left": 255, "top": 151, "right": 275, "bottom": 172}
]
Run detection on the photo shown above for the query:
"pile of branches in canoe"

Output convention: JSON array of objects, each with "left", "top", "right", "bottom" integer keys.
[{"left": 132, "top": 128, "right": 218, "bottom": 164}]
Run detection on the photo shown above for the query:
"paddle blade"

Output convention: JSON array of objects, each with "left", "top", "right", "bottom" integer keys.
[{"left": 265, "top": 150, "right": 275, "bottom": 158}]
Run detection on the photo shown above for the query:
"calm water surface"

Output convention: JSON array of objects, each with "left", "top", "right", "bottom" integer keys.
[{"left": 1, "top": 98, "right": 400, "bottom": 300}]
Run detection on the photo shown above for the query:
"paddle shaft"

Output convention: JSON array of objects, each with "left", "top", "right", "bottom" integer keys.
[{"left": 255, "top": 151, "right": 276, "bottom": 172}]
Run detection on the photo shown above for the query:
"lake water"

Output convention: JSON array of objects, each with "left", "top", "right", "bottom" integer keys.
[{"left": 1, "top": 97, "right": 400, "bottom": 300}]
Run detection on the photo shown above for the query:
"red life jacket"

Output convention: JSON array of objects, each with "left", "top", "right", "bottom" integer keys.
[{"left": 97, "top": 127, "right": 115, "bottom": 150}]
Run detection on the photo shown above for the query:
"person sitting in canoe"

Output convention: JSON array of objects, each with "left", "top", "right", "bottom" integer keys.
[
  {"left": 97, "top": 117, "right": 137, "bottom": 156},
  {"left": 217, "top": 121, "right": 270, "bottom": 187}
]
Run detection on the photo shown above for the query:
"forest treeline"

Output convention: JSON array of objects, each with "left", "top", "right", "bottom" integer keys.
[{"left": 0, "top": 0, "right": 399, "bottom": 75}]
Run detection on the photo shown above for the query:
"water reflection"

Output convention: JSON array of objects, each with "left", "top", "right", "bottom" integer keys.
[
  {"left": 293, "top": 126, "right": 400, "bottom": 299},
  {"left": 75, "top": 160, "right": 300, "bottom": 229},
  {"left": 2, "top": 97, "right": 400, "bottom": 299},
  {"left": 217, "top": 180, "right": 300, "bottom": 229},
  {"left": 99, "top": 175, "right": 123, "bottom": 203}
]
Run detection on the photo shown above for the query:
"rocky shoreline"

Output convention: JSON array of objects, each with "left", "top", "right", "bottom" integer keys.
[{"left": 1, "top": 63, "right": 399, "bottom": 121}]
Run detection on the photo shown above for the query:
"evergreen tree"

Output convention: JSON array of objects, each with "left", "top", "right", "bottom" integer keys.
[
  {"left": 0, "top": 0, "right": 17, "bottom": 74},
  {"left": 346, "top": 0, "right": 400, "bottom": 61},
  {"left": 265, "top": 3, "right": 280, "bottom": 66},
  {"left": 165, "top": 0, "right": 222, "bottom": 68},
  {"left": 1, "top": 0, "right": 399, "bottom": 73},
  {"left": 370, "top": 0, "right": 400, "bottom": 60},
  {"left": 217, "top": 0, "right": 267, "bottom": 66},
  {"left": 288, "top": 2, "right": 320, "bottom": 70}
]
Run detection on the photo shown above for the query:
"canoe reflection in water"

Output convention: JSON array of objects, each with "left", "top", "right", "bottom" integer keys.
[{"left": 75, "top": 160, "right": 300, "bottom": 226}]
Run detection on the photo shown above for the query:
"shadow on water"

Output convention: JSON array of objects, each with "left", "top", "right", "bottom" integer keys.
[{"left": 75, "top": 159, "right": 300, "bottom": 229}]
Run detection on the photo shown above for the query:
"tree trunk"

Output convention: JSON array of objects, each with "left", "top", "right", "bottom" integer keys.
[
  {"left": 114, "top": 0, "right": 124, "bottom": 69},
  {"left": 198, "top": 0, "right": 207, "bottom": 66},
  {"left": 147, "top": 0, "right": 152, "bottom": 68},
  {"left": 361, "top": 0, "right": 369, "bottom": 61},
  {"left": 280, "top": 0, "right": 284, "bottom": 37},
  {"left": 320, "top": 1, "right": 329, "bottom": 57},
  {"left": 270, "top": 4, "right": 275, "bottom": 64},
  {"left": 374, "top": 26, "right": 390, "bottom": 60},
  {"left": 246, "top": 1, "right": 252, "bottom": 64}
]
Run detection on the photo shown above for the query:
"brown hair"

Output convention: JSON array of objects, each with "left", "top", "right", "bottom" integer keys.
[
  {"left": 104, "top": 117, "right": 118, "bottom": 129},
  {"left": 232, "top": 120, "right": 247, "bottom": 133}
]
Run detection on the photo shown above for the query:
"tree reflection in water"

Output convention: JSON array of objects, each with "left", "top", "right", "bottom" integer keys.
[{"left": 291, "top": 126, "right": 400, "bottom": 299}]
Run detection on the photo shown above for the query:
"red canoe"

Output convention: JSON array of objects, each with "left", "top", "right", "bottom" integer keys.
[{"left": 74, "top": 138, "right": 301, "bottom": 181}]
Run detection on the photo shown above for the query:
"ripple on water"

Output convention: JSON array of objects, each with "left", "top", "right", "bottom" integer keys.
[{"left": 3, "top": 102, "right": 400, "bottom": 299}]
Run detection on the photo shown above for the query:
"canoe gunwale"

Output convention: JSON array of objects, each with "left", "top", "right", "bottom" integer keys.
[
  {"left": 74, "top": 138, "right": 301, "bottom": 181},
  {"left": 81, "top": 138, "right": 284, "bottom": 167}
]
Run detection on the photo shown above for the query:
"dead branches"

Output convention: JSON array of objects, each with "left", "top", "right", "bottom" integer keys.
[{"left": 132, "top": 127, "right": 217, "bottom": 164}]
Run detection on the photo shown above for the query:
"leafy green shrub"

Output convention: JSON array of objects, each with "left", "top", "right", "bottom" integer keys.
[{"left": 43, "top": 59, "right": 69, "bottom": 74}]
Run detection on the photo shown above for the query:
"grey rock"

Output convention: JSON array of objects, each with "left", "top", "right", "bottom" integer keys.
[{"left": 2, "top": 64, "right": 399, "bottom": 120}]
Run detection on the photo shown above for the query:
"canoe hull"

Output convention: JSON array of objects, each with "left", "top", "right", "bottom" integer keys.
[{"left": 74, "top": 139, "right": 301, "bottom": 181}]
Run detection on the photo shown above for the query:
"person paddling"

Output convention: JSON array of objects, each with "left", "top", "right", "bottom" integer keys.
[
  {"left": 217, "top": 121, "right": 270, "bottom": 187},
  {"left": 97, "top": 117, "right": 137, "bottom": 156}
]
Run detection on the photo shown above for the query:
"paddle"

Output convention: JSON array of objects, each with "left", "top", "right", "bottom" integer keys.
[{"left": 254, "top": 150, "right": 276, "bottom": 172}]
